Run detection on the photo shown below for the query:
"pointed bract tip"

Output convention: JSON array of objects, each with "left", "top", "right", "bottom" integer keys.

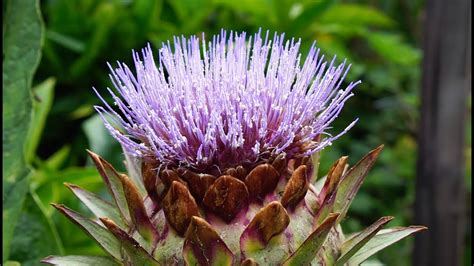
[
  {"left": 189, "top": 215, "right": 202, "bottom": 224},
  {"left": 50, "top": 203, "right": 63, "bottom": 209},
  {"left": 410, "top": 225, "right": 428, "bottom": 231},
  {"left": 99, "top": 217, "right": 122, "bottom": 234},
  {"left": 381, "top": 216, "right": 395, "bottom": 222},
  {"left": 326, "top": 212, "right": 339, "bottom": 221},
  {"left": 85, "top": 149, "right": 97, "bottom": 158},
  {"left": 374, "top": 144, "right": 384, "bottom": 152},
  {"left": 40, "top": 255, "right": 54, "bottom": 264},
  {"left": 63, "top": 182, "right": 79, "bottom": 189},
  {"left": 367, "top": 145, "right": 384, "bottom": 159},
  {"left": 100, "top": 217, "right": 133, "bottom": 239},
  {"left": 99, "top": 217, "right": 114, "bottom": 226},
  {"left": 86, "top": 150, "right": 105, "bottom": 166}
]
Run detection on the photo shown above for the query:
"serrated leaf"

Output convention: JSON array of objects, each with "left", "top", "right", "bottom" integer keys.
[
  {"left": 100, "top": 218, "right": 159, "bottom": 266},
  {"left": 25, "top": 77, "right": 56, "bottom": 163},
  {"left": 336, "top": 216, "right": 394, "bottom": 265},
  {"left": 2, "top": 0, "right": 43, "bottom": 260},
  {"left": 52, "top": 204, "right": 122, "bottom": 260},
  {"left": 41, "top": 255, "right": 119, "bottom": 266},
  {"left": 64, "top": 183, "right": 126, "bottom": 229},
  {"left": 333, "top": 145, "right": 383, "bottom": 224},
  {"left": 347, "top": 226, "right": 427, "bottom": 265},
  {"left": 283, "top": 213, "right": 339, "bottom": 265}
]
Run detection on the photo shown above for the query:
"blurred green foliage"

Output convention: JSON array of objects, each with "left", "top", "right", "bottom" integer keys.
[
  {"left": 3, "top": 0, "right": 470, "bottom": 265},
  {"left": 3, "top": 0, "right": 43, "bottom": 262}
]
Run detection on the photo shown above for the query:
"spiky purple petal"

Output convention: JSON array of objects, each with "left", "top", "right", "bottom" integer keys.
[{"left": 95, "top": 30, "right": 359, "bottom": 172}]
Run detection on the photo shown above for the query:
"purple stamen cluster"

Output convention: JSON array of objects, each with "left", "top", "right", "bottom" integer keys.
[{"left": 94, "top": 30, "right": 359, "bottom": 172}]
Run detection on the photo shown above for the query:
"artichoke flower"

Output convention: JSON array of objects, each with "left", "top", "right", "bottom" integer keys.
[{"left": 43, "top": 30, "right": 425, "bottom": 266}]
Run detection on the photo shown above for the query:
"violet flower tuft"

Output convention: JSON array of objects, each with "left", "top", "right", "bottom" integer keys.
[{"left": 94, "top": 30, "right": 360, "bottom": 173}]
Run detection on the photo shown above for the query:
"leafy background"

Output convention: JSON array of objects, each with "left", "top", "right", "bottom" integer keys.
[{"left": 2, "top": 0, "right": 471, "bottom": 265}]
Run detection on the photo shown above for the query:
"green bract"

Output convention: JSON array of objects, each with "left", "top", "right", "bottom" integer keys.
[{"left": 43, "top": 146, "right": 426, "bottom": 265}]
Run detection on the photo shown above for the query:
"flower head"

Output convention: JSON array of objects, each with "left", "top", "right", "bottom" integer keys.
[
  {"left": 95, "top": 30, "right": 359, "bottom": 173},
  {"left": 47, "top": 31, "right": 424, "bottom": 266}
]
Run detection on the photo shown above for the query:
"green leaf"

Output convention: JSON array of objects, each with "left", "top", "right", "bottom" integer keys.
[
  {"left": 43, "top": 145, "right": 71, "bottom": 171},
  {"left": 46, "top": 30, "right": 85, "bottom": 53},
  {"left": 124, "top": 150, "right": 147, "bottom": 197},
  {"left": 87, "top": 151, "right": 132, "bottom": 225},
  {"left": 336, "top": 216, "right": 394, "bottom": 265},
  {"left": 347, "top": 226, "right": 427, "bottom": 265},
  {"left": 83, "top": 114, "right": 125, "bottom": 171},
  {"left": 69, "top": 3, "right": 116, "bottom": 79},
  {"left": 283, "top": 213, "right": 339, "bottom": 265},
  {"left": 82, "top": 114, "right": 114, "bottom": 159},
  {"left": 132, "top": 0, "right": 162, "bottom": 33},
  {"left": 313, "top": 37, "right": 353, "bottom": 62},
  {"left": 64, "top": 183, "right": 126, "bottom": 229},
  {"left": 365, "top": 32, "right": 421, "bottom": 65},
  {"left": 319, "top": 4, "right": 394, "bottom": 28},
  {"left": 4, "top": 261, "right": 21, "bottom": 266},
  {"left": 289, "top": 1, "right": 336, "bottom": 32},
  {"left": 41, "top": 255, "right": 119, "bottom": 266},
  {"left": 214, "top": 0, "right": 273, "bottom": 24},
  {"left": 314, "top": 175, "right": 327, "bottom": 194},
  {"left": 31, "top": 167, "right": 103, "bottom": 191},
  {"left": 52, "top": 204, "right": 122, "bottom": 261},
  {"left": 100, "top": 218, "right": 159, "bottom": 266},
  {"left": 2, "top": 171, "right": 30, "bottom": 262},
  {"left": 310, "top": 148, "right": 321, "bottom": 184},
  {"left": 314, "top": 192, "right": 336, "bottom": 227},
  {"left": 25, "top": 77, "right": 56, "bottom": 164},
  {"left": 333, "top": 145, "right": 383, "bottom": 224},
  {"left": 119, "top": 174, "right": 159, "bottom": 243},
  {"left": 2, "top": 0, "right": 44, "bottom": 259},
  {"left": 9, "top": 192, "right": 63, "bottom": 265}
]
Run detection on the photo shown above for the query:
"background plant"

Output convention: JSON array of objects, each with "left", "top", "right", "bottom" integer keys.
[{"left": 2, "top": 0, "right": 470, "bottom": 265}]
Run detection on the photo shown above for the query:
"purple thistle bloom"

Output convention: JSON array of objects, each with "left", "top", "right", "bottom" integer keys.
[{"left": 94, "top": 30, "right": 360, "bottom": 173}]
